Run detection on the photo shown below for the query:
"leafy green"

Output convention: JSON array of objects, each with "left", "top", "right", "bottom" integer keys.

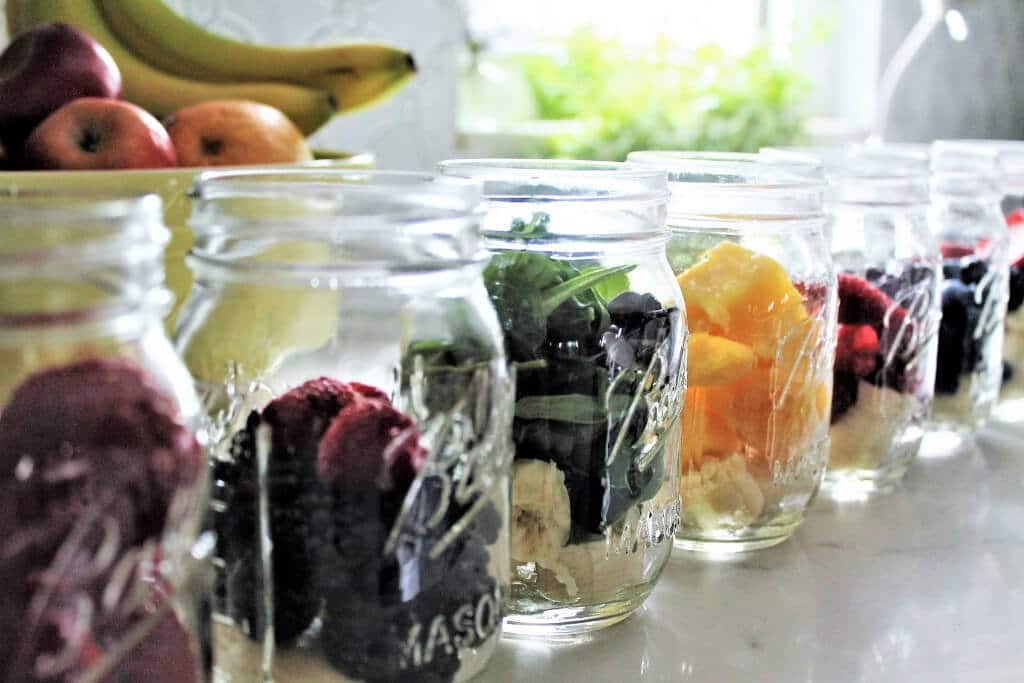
[
  {"left": 483, "top": 250, "right": 634, "bottom": 359},
  {"left": 509, "top": 29, "right": 812, "bottom": 160}
]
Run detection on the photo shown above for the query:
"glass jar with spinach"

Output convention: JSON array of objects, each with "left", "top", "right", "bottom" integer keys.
[
  {"left": 177, "top": 170, "right": 513, "bottom": 682},
  {"left": 439, "top": 160, "right": 685, "bottom": 635},
  {"left": 629, "top": 151, "right": 836, "bottom": 553}
]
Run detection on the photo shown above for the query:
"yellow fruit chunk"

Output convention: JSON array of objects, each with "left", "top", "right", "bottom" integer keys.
[
  {"left": 705, "top": 366, "right": 827, "bottom": 462},
  {"left": 688, "top": 332, "right": 755, "bottom": 387},
  {"left": 680, "top": 387, "right": 744, "bottom": 473},
  {"left": 676, "top": 242, "right": 807, "bottom": 358}
]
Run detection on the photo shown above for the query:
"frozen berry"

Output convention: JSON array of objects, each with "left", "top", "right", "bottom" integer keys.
[
  {"left": 835, "top": 324, "right": 880, "bottom": 378},
  {"left": 831, "top": 372, "right": 860, "bottom": 423},
  {"left": 0, "top": 358, "right": 202, "bottom": 549},
  {"left": 102, "top": 610, "right": 200, "bottom": 683},
  {"left": 941, "top": 243, "right": 975, "bottom": 259},
  {"left": 261, "top": 377, "right": 356, "bottom": 452},
  {"left": 1007, "top": 209, "right": 1024, "bottom": 227},
  {"left": 318, "top": 398, "right": 427, "bottom": 493},
  {"left": 1009, "top": 263, "right": 1024, "bottom": 313},
  {"left": 960, "top": 260, "right": 988, "bottom": 286},
  {"left": 838, "top": 274, "right": 908, "bottom": 333},
  {"left": 1004, "top": 361, "right": 1015, "bottom": 385},
  {"left": 935, "top": 279, "right": 977, "bottom": 394}
]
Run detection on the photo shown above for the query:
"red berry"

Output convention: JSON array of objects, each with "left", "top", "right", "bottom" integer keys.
[
  {"left": 1007, "top": 209, "right": 1024, "bottom": 227},
  {"left": 261, "top": 377, "right": 356, "bottom": 453},
  {"left": 940, "top": 243, "right": 976, "bottom": 259},
  {"left": 835, "top": 324, "right": 880, "bottom": 377},
  {"left": 317, "top": 398, "right": 427, "bottom": 492}
]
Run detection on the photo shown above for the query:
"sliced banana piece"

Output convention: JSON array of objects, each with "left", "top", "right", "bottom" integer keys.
[
  {"left": 510, "top": 459, "right": 576, "bottom": 594},
  {"left": 680, "top": 453, "right": 765, "bottom": 530}
]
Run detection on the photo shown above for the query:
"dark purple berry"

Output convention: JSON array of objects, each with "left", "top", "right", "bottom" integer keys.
[{"left": 831, "top": 371, "right": 860, "bottom": 423}]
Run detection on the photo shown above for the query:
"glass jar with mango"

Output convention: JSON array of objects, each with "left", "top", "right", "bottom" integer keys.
[{"left": 629, "top": 152, "right": 836, "bottom": 551}]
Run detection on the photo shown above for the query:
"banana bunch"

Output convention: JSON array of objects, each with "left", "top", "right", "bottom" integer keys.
[{"left": 5, "top": 0, "right": 416, "bottom": 135}]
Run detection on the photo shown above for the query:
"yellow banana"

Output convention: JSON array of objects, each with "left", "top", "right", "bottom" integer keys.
[
  {"left": 95, "top": 0, "right": 416, "bottom": 111},
  {"left": 5, "top": 0, "right": 337, "bottom": 135}
]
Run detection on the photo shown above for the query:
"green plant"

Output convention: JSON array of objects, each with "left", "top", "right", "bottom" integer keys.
[{"left": 512, "top": 29, "right": 812, "bottom": 160}]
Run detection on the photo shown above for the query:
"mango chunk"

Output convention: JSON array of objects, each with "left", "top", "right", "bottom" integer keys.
[
  {"left": 705, "top": 366, "right": 827, "bottom": 462},
  {"left": 688, "top": 332, "right": 755, "bottom": 387},
  {"left": 677, "top": 242, "right": 807, "bottom": 358},
  {"left": 680, "top": 387, "right": 744, "bottom": 473}
]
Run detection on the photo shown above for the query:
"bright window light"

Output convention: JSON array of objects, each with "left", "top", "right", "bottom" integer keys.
[{"left": 944, "top": 9, "right": 969, "bottom": 42}]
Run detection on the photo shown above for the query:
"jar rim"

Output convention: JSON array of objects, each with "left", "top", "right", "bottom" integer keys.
[
  {"left": 437, "top": 158, "right": 670, "bottom": 204},
  {"left": 626, "top": 150, "right": 827, "bottom": 190},
  {"left": 931, "top": 141, "right": 1005, "bottom": 200},
  {"left": 0, "top": 189, "right": 163, "bottom": 224},
  {"left": 946, "top": 139, "right": 1024, "bottom": 190},
  {"left": 189, "top": 169, "right": 487, "bottom": 274},
  {"left": 766, "top": 145, "right": 931, "bottom": 207}
]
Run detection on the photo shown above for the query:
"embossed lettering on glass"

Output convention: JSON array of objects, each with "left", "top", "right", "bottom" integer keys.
[
  {"left": 440, "top": 159, "right": 685, "bottom": 635},
  {"left": 176, "top": 170, "right": 512, "bottom": 682},
  {"left": 0, "top": 192, "right": 207, "bottom": 682},
  {"left": 955, "top": 141, "right": 1024, "bottom": 424},
  {"left": 927, "top": 143, "right": 1009, "bottom": 437},
  {"left": 628, "top": 151, "right": 836, "bottom": 552},
  {"left": 789, "top": 146, "right": 942, "bottom": 494}
]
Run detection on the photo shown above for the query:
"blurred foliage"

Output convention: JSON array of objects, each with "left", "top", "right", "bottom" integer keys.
[{"left": 511, "top": 29, "right": 813, "bottom": 160}]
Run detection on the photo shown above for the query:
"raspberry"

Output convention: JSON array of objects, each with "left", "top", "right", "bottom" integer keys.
[
  {"left": 940, "top": 243, "right": 975, "bottom": 259},
  {"left": 835, "top": 324, "right": 880, "bottom": 377},
  {"left": 261, "top": 377, "right": 356, "bottom": 452},
  {"left": 318, "top": 398, "right": 427, "bottom": 492},
  {"left": 838, "top": 274, "right": 905, "bottom": 330}
]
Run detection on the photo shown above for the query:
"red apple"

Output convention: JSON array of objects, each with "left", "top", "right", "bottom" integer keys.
[
  {"left": 0, "top": 22, "right": 122, "bottom": 154},
  {"left": 22, "top": 98, "right": 177, "bottom": 171}
]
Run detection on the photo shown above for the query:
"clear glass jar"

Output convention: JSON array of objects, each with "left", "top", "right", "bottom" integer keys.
[
  {"left": 439, "top": 159, "right": 684, "bottom": 635},
  {"left": 928, "top": 142, "right": 1009, "bottom": 436},
  {"left": 628, "top": 151, "right": 836, "bottom": 552},
  {"left": 958, "top": 140, "right": 1024, "bottom": 423},
  {"left": 176, "top": 170, "right": 512, "bottom": 683},
  {"left": 810, "top": 146, "right": 942, "bottom": 494},
  {"left": 0, "top": 191, "right": 207, "bottom": 682}
]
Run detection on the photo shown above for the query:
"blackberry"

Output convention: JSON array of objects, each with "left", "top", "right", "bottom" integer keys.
[
  {"left": 831, "top": 372, "right": 860, "bottom": 423},
  {"left": 1009, "top": 263, "right": 1024, "bottom": 313}
]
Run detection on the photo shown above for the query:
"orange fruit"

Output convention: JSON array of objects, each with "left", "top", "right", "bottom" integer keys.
[{"left": 688, "top": 332, "right": 755, "bottom": 387}]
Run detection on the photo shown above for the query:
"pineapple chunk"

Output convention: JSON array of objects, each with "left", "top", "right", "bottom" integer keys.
[
  {"left": 677, "top": 242, "right": 807, "bottom": 358},
  {"left": 688, "top": 332, "right": 755, "bottom": 387}
]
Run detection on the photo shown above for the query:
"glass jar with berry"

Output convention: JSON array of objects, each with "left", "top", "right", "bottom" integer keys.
[
  {"left": 177, "top": 170, "right": 512, "bottom": 683},
  {"left": 439, "top": 160, "right": 685, "bottom": 635},
  {"left": 928, "top": 142, "right": 1010, "bottom": 437},
  {"left": 958, "top": 140, "right": 1024, "bottom": 422},
  {"left": 810, "top": 146, "right": 942, "bottom": 493},
  {"left": 0, "top": 191, "right": 207, "bottom": 682},
  {"left": 628, "top": 151, "right": 836, "bottom": 551}
]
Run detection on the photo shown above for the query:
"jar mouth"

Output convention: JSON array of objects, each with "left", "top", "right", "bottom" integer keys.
[
  {"left": 768, "top": 145, "right": 931, "bottom": 207},
  {"left": 948, "top": 139, "right": 1024, "bottom": 194},
  {"left": 0, "top": 190, "right": 167, "bottom": 269},
  {"left": 437, "top": 158, "right": 669, "bottom": 204},
  {"left": 931, "top": 141, "right": 1005, "bottom": 200},
  {"left": 189, "top": 169, "right": 486, "bottom": 272},
  {"left": 626, "top": 151, "right": 825, "bottom": 224}
]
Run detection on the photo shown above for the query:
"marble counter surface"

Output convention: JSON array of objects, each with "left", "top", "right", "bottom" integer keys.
[{"left": 488, "top": 422, "right": 1024, "bottom": 682}]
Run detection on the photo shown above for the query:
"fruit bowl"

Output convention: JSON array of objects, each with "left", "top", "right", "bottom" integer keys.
[{"left": 0, "top": 150, "right": 375, "bottom": 327}]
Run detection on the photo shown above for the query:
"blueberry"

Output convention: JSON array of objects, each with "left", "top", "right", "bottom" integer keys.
[
  {"left": 1008, "top": 263, "right": 1024, "bottom": 313},
  {"left": 960, "top": 260, "right": 989, "bottom": 286},
  {"left": 1004, "top": 361, "right": 1015, "bottom": 385},
  {"left": 608, "top": 292, "right": 661, "bottom": 321},
  {"left": 831, "top": 371, "right": 860, "bottom": 423},
  {"left": 935, "top": 279, "right": 977, "bottom": 394}
]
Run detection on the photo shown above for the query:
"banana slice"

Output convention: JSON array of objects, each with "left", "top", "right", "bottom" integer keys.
[
  {"left": 510, "top": 459, "right": 576, "bottom": 594},
  {"left": 680, "top": 453, "right": 765, "bottom": 530}
]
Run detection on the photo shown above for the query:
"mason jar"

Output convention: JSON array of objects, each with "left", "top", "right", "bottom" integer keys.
[
  {"left": 928, "top": 142, "right": 1009, "bottom": 436},
  {"left": 0, "top": 191, "right": 207, "bottom": 682},
  {"left": 176, "top": 170, "right": 512, "bottom": 683},
  {"left": 628, "top": 151, "right": 836, "bottom": 551},
  {"left": 808, "top": 146, "right": 941, "bottom": 494},
  {"left": 439, "top": 159, "right": 684, "bottom": 635},
  {"left": 957, "top": 140, "right": 1024, "bottom": 423}
]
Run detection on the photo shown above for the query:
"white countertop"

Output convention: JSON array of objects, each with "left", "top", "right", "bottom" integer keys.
[{"left": 487, "top": 421, "right": 1024, "bottom": 683}]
